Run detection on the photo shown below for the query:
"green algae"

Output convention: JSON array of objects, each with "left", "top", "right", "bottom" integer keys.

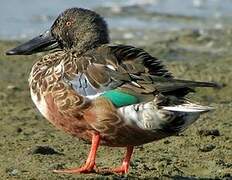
[{"left": 0, "top": 29, "right": 231, "bottom": 179}]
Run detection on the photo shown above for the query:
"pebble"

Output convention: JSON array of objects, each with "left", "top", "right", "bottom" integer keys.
[
  {"left": 163, "top": 140, "right": 171, "bottom": 144},
  {"left": 7, "top": 85, "right": 19, "bottom": 90},
  {"left": 197, "top": 129, "right": 220, "bottom": 137},
  {"left": 5, "top": 168, "right": 20, "bottom": 176},
  {"left": 16, "top": 127, "right": 23, "bottom": 133},
  {"left": 199, "top": 144, "right": 216, "bottom": 152}
]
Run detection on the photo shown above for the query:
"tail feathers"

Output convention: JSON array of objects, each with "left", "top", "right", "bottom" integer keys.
[
  {"left": 165, "top": 79, "right": 221, "bottom": 89},
  {"left": 161, "top": 103, "right": 213, "bottom": 133},
  {"left": 179, "top": 80, "right": 221, "bottom": 89},
  {"left": 163, "top": 103, "right": 214, "bottom": 113},
  {"left": 150, "top": 76, "right": 221, "bottom": 94}
]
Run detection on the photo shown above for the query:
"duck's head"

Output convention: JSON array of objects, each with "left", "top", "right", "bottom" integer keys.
[{"left": 6, "top": 8, "right": 109, "bottom": 55}]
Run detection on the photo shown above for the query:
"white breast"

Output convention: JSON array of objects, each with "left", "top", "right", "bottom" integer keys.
[{"left": 30, "top": 89, "right": 49, "bottom": 120}]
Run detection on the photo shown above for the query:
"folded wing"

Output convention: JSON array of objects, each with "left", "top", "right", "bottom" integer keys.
[{"left": 64, "top": 44, "right": 218, "bottom": 107}]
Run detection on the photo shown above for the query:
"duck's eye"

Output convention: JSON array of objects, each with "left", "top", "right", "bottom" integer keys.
[{"left": 66, "top": 21, "right": 72, "bottom": 27}]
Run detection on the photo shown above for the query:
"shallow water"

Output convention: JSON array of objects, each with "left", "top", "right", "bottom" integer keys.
[{"left": 1, "top": 0, "right": 232, "bottom": 39}]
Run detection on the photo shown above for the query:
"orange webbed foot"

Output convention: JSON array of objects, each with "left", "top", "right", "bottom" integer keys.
[
  {"left": 52, "top": 136, "right": 134, "bottom": 175},
  {"left": 53, "top": 162, "right": 96, "bottom": 174},
  {"left": 96, "top": 146, "right": 134, "bottom": 175},
  {"left": 54, "top": 133, "right": 100, "bottom": 174},
  {"left": 96, "top": 164, "right": 129, "bottom": 175},
  {"left": 110, "top": 164, "right": 129, "bottom": 174}
]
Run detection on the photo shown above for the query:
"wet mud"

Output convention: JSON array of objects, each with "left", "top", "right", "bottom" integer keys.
[{"left": 0, "top": 29, "right": 231, "bottom": 179}]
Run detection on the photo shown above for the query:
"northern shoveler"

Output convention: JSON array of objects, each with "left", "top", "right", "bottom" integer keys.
[{"left": 6, "top": 8, "right": 218, "bottom": 174}]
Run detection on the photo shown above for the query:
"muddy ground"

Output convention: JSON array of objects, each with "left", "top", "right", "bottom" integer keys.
[{"left": 0, "top": 29, "right": 231, "bottom": 179}]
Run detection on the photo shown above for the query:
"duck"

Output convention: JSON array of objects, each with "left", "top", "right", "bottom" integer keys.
[{"left": 6, "top": 7, "right": 218, "bottom": 174}]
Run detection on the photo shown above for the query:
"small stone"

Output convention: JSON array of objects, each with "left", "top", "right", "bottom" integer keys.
[
  {"left": 142, "top": 164, "right": 150, "bottom": 171},
  {"left": 197, "top": 129, "right": 220, "bottom": 137},
  {"left": 216, "top": 160, "right": 232, "bottom": 168},
  {"left": 222, "top": 173, "right": 232, "bottom": 179},
  {"left": 216, "top": 159, "right": 225, "bottom": 166},
  {"left": 10, "top": 169, "right": 19, "bottom": 176},
  {"left": 6, "top": 168, "right": 20, "bottom": 176},
  {"left": 48, "top": 163, "right": 65, "bottom": 171},
  {"left": 7, "top": 85, "right": 20, "bottom": 90},
  {"left": 16, "top": 127, "right": 23, "bottom": 133},
  {"left": 199, "top": 144, "right": 216, "bottom": 152},
  {"left": 30, "top": 145, "right": 63, "bottom": 155},
  {"left": 163, "top": 140, "right": 171, "bottom": 144}
]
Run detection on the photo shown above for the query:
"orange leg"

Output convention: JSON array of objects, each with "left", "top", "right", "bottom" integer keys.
[
  {"left": 111, "top": 146, "right": 134, "bottom": 174},
  {"left": 53, "top": 133, "right": 100, "bottom": 174},
  {"left": 97, "top": 146, "right": 134, "bottom": 174}
]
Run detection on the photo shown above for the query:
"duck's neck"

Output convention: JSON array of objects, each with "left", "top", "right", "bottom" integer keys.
[
  {"left": 65, "top": 42, "right": 101, "bottom": 56},
  {"left": 64, "top": 30, "right": 110, "bottom": 56}
]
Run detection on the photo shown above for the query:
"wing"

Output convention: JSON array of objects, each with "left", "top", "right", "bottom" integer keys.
[
  {"left": 109, "top": 44, "right": 172, "bottom": 78},
  {"left": 63, "top": 44, "right": 217, "bottom": 107},
  {"left": 65, "top": 44, "right": 172, "bottom": 93}
]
